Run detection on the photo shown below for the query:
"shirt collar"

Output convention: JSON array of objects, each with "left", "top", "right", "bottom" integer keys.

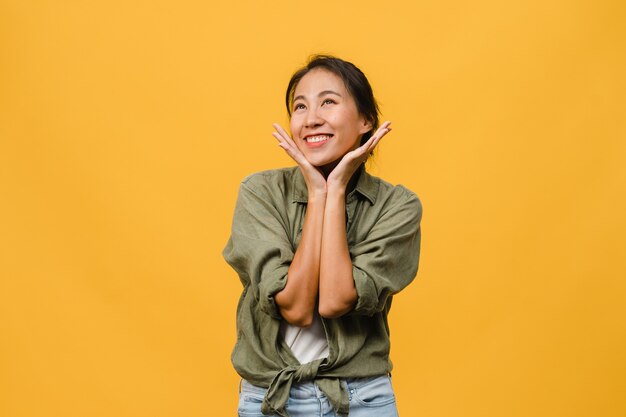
[{"left": 292, "top": 164, "right": 379, "bottom": 205}]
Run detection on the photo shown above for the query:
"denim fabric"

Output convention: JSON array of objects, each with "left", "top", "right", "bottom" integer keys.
[{"left": 238, "top": 375, "right": 399, "bottom": 417}]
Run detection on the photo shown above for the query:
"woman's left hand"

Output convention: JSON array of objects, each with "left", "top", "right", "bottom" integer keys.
[{"left": 326, "top": 121, "right": 392, "bottom": 191}]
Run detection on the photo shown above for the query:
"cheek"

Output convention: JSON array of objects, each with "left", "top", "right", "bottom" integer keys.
[
  {"left": 289, "top": 118, "right": 301, "bottom": 138},
  {"left": 330, "top": 109, "right": 359, "bottom": 130},
  {"left": 288, "top": 119, "right": 306, "bottom": 151}
]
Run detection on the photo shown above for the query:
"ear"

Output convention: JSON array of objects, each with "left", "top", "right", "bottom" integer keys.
[{"left": 358, "top": 118, "right": 373, "bottom": 135}]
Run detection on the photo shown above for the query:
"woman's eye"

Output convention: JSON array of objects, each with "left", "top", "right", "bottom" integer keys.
[
  {"left": 322, "top": 99, "right": 335, "bottom": 105},
  {"left": 294, "top": 103, "right": 305, "bottom": 111}
]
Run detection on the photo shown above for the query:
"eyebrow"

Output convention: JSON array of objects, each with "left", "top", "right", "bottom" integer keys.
[{"left": 293, "top": 90, "right": 342, "bottom": 102}]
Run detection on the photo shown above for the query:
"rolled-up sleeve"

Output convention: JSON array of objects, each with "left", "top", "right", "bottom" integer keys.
[
  {"left": 350, "top": 188, "right": 422, "bottom": 316},
  {"left": 222, "top": 178, "right": 294, "bottom": 319}
]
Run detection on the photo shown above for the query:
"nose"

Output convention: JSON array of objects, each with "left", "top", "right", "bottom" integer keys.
[{"left": 304, "top": 106, "right": 323, "bottom": 128}]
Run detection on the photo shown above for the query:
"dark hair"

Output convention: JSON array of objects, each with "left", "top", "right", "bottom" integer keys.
[{"left": 285, "top": 55, "right": 380, "bottom": 146}]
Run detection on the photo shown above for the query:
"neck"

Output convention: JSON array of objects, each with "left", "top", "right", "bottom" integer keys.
[{"left": 317, "top": 162, "right": 364, "bottom": 195}]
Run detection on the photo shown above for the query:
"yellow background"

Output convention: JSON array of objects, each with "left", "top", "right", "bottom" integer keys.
[{"left": 1, "top": 0, "right": 625, "bottom": 416}]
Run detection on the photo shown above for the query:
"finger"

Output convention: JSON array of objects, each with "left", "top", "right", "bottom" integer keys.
[
  {"left": 272, "top": 123, "right": 287, "bottom": 137},
  {"left": 273, "top": 130, "right": 311, "bottom": 167},
  {"left": 273, "top": 132, "right": 295, "bottom": 154},
  {"left": 373, "top": 122, "right": 391, "bottom": 138},
  {"left": 365, "top": 128, "right": 387, "bottom": 148},
  {"left": 279, "top": 142, "right": 305, "bottom": 163},
  {"left": 334, "top": 122, "right": 393, "bottom": 172},
  {"left": 273, "top": 130, "right": 303, "bottom": 156},
  {"left": 272, "top": 129, "right": 301, "bottom": 157},
  {"left": 276, "top": 139, "right": 299, "bottom": 158},
  {"left": 273, "top": 131, "right": 294, "bottom": 149},
  {"left": 362, "top": 127, "right": 384, "bottom": 148},
  {"left": 273, "top": 130, "right": 297, "bottom": 153},
  {"left": 367, "top": 122, "right": 390, "bottom": 143},
  {"left": 272, "top": 123, "right": 297, "bottom": 146},
  {"left": 368, "top": 122, "right": 391, "bottom": 141},
  {"left": 374, "top": 123, "right": 391, "bottom": 139},
  {"left": 345, "top": 139, "right": 376, "bottom": 163},
  {"left": 345, "top": 133, "right": 381, "bottom": 162},
  {"left": 272, "top": 132, "right": 284, "bottom": 143},
  {"left": 369, "top": 133, "right": 384, "bottom": 150},
  {"left": 364, "top": 127, "right": 389, "bottom": 153}
]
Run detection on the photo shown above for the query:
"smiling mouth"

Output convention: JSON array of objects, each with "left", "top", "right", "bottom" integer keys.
[{"left": 304, "top": 134, "right": 333, "bottom": 143}]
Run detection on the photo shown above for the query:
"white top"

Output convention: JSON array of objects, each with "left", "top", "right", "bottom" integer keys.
[{"left": 280, "top": 312, "right": 329, "bottom": 364}]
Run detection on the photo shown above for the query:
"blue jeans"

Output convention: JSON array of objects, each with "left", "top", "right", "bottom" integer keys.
[{"left": 237, "top": 375, "right": 399, "bottom": 416}]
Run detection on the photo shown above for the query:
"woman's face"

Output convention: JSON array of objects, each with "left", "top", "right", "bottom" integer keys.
[{"left": 290, "top": 68, "right": 371, "bottom": 171}]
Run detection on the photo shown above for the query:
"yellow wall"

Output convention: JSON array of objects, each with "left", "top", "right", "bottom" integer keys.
[{"left": 1, "top": 1, "right": 624, "bottom": 416}]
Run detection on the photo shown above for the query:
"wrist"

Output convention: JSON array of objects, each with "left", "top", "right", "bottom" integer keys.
[
  {"left": 308, "top": 189, "right": 328, "bottom": 203},
  {"left": 326, "top": 175, "right": 347, "bottom": 187},
  {"left": 326, "top": 185, "right": 346, "bottom": 200}
]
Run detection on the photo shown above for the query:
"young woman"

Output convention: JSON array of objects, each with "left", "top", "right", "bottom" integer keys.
[{"left": 223, "top": 55, "right": 422, "bottom": 417}]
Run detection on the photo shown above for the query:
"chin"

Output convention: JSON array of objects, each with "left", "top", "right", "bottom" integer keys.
[
  {"left": 303, "top": 153, "right": 330, "bottom": 166},
  {"left": 308, "top": 157, "right": 341, "bottom": 172},
  {"left": 309, "top": 159, "right": 332, "bottom": 168}
]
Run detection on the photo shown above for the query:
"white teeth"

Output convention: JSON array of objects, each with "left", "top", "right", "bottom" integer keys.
[{"left": 305, "top": 135, "right": 331, "bottom": 143}]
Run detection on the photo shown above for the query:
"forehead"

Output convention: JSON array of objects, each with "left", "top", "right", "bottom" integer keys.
[{"left": 294, "top": 68, "right": 348, "bottom": 97}]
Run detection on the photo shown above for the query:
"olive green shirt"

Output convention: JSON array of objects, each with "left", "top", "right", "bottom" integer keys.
[{"left": 223, "top": 165, "right": 422, "bottom": 416}]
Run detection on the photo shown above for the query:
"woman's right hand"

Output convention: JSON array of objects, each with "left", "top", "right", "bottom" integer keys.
[{"left": 272, "top": 123, "right": 327, "bottom": 199}]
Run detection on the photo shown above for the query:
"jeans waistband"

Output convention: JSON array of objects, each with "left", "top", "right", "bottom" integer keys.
[{"left": 241, "top": 374, "right": 391, "bottom": 399}]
